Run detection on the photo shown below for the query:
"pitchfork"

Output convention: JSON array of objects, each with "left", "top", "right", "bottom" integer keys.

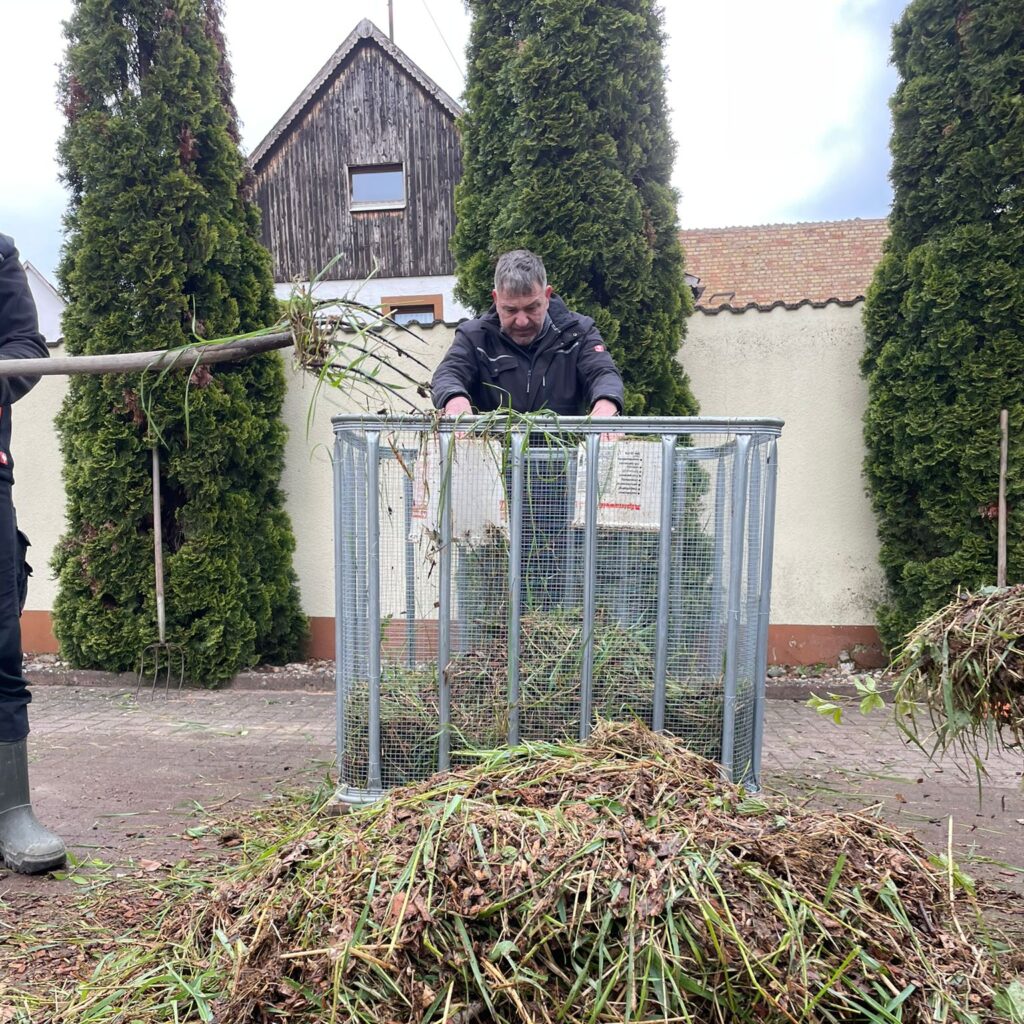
[{"left": 137, "top": 445, "right": 185, "bottom": 696}]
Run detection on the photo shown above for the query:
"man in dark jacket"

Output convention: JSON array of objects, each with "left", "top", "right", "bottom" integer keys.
[
  {"left": 432, "top": 249, "right": 624, "bottom": 418},
  {"left": 0, "top": 233, "right": 66, "bottom": 874},
  {"left": 432, "top": 250, "right": 625, "bottom": 609}
]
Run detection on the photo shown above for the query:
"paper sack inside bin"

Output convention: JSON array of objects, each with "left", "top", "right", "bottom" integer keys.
[
  {"left": 410, "top": 437, "right": 508, "bottom": 545},
  {"left": 572, "top": 441, "right": 663, "bottom": 531}
]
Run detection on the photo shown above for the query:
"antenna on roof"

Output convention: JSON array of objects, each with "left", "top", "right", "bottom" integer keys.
[{"left": 388, "top": 0, "right": 394, "bottom": 41}]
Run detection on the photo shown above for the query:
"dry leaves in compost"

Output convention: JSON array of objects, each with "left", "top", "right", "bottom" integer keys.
[
  {"left": 894, "top": 584, "right": 1024, "bottom": 754},
  {"left": 54, "top": 722, "right": 1014, "bottom": 1024}
]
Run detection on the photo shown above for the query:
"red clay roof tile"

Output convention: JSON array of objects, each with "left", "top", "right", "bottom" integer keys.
[{"left": 679, "top": 219, "right": 889, "bottom": 311}]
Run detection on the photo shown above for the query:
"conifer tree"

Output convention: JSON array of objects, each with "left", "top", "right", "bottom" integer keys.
[
  {"left": 453, "top": 0, "right": 695, "bottom": 415},
  {"left": 53, "top": 0, "right": 307, "bottom": 682},
  {"left": 862, "top": 0, "right": 1024, "bottom": 647}
]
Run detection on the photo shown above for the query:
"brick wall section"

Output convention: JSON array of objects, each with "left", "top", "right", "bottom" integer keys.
[{"left": 679, "top": 219, "right": 890, "bottom": 310}]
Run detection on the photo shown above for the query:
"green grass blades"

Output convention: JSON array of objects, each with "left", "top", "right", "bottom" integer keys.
[
  {"left": 25, "top": 723, "right": 1015, "bottom": 1023},
  {"left": 893, "top": 584, "right": 1024, "bottom": 758}
]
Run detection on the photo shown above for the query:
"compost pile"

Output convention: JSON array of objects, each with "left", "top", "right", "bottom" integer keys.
[
  {"left": 894, "top": 584, "right": 1024, "bottom": 754},
  {"left": 343, "top": 610, "right": 720, "bottom": 787},
  {"left": 59, "top": 723, "right": 1007, "bottom": 1023}
]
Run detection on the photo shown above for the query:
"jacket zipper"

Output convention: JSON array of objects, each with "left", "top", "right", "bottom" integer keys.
[{"left": 530, "top": 322, "right": 563, "bottom": 400}]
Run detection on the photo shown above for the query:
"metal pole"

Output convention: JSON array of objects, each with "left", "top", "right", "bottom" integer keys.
[
  {"left": 507, "top": 431, "right": 527, "bottom": 745},
  {"left": 738, "top": 445, "right": 764, "bottom": 779},
  {"left": 340, "top": 443, "right": 359, "bottom": 788},
  {"left": 563, "top": 455, "right": 580, "bottom": 606},
  {"left": 708, "top": 453, "right": 728, "bottom": 675},
  {"left": 751, "top": 438, "right": 779, "bottom": 792},
  {"left": 652, "top": 435, "right": 676, "bottom": 732},
  {"left": 388, "top": 0, "right": 395, "bottom": 41},
  {"left": 403, "top": 468, "right": 416, "bottom": 668},
  {"left": 668, "top": 448, "right": 690, "bottom": 680},
  {"left": 720, "top": 434, "right": 751, "bottom": 779},
  {"left": 436, "top": 432, "right": 454, "bottom": 771},
  {"left": 354, "top": 445, "right": 368, "bottom": 682},
  {"left": 339, "top": 436, "right": 352, "bottom": 786},
  {"left": 341, "top": 443, "right": 356, "bottom": 721},
  {"left": 365, "top": 430, "right": 383, "bottom": 793},
  {"left": 579, "top": 435, "right": 601, "bottom": 739}
]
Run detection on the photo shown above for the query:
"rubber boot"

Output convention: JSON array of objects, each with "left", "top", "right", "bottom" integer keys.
[{"left": 0, "top": 739, "right": 66, "bottom": 874}]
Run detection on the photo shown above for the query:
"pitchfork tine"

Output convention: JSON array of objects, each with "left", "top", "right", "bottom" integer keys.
[{"left": 136, "top": 445, "right": 185, "bottom": 697}]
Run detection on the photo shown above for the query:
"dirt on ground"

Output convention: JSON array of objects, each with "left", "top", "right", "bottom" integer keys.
[{"left": 0, "top": 668, "right": 1021, "bottom": 1007}]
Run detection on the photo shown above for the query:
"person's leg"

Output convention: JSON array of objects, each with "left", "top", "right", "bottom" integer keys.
[
  {"left": 0, "top": 481, "right": 65, "bottom": 874},
  {"left": 0, "top": 482, "right": 31, "bottom": 742}
]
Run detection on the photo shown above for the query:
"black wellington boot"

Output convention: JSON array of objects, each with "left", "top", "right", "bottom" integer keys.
[{"left": 0, "top": 738, "right": 66, "bottom": 874}]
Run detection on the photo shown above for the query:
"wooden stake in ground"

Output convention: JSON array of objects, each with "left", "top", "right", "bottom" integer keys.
[{"left": 998, "top": 408, "right": 1008, "bottom": 588}]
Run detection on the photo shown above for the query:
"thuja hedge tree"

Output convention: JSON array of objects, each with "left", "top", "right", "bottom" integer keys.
[
  {"left": 53, "top": 0, "right": 307, "bottom": 682},
  {"left": 862, "top": 0, "right": 1024, "bottom": 648},
  {"left": 452, "top": 0, "right": 696, "bottom": 416}
]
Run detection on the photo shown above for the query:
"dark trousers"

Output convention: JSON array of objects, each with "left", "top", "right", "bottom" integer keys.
[{"left": 0, "top": 481, "right": 30, "bottom": 741}]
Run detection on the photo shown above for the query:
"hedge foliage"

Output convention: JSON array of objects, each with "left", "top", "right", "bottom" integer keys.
[
  {"left": 53, "top": 0, "right": 306, "bottom": 683},
  {"left": 452, "top": 0, "right": 696, "bottom": 416},
  {"left": 862, "top": 0, "right": 1024, "bottom": 648}
]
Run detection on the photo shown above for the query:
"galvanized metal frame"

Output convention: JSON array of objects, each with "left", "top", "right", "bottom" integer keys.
[{"left": 332, "top": 415, "right": 783, "bottom": 802}]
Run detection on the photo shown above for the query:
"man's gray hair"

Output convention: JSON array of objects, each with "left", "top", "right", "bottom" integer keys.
[{"left": 493, "top": 249, "right": 547, "bottom": 295}]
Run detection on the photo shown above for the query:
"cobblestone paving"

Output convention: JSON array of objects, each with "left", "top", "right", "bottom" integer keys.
[{"left": 6, "top": 684, "right": 1023, "bottom": 904}]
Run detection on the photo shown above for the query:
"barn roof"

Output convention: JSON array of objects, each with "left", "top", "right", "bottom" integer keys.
[
  {"left": 250, "top": 18, "right": 462, "bottom": 171},
  {"left": 679, "top": 218, "right": 889, "bottom": 313}
]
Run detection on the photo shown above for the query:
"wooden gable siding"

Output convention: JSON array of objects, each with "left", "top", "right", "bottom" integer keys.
[{"left": 254, "top": 42, "right": 461, "bottom": 282}]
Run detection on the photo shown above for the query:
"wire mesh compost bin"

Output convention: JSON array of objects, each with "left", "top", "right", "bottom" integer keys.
[{"left": 332, "top": 415, "right": 782, "bottom": 801}]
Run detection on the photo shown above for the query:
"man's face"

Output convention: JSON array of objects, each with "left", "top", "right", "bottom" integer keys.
[{"left": 493, "top": 282, "right": 552, "bottom": 346}]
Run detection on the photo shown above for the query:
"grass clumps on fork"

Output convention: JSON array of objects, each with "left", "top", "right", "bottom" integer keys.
[{"left": 893, "top": 584, "right": 1024, "bottom": 758}]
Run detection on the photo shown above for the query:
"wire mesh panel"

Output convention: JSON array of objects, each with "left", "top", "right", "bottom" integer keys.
[{"left": 333, "top": 416, "right": 782, "bottom": 801}]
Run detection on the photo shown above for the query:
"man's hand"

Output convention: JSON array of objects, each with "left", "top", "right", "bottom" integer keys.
[
  {"left": 590, "top": 398, "right": 618, "bottom": 418},
  {"left": 444, "top": 396, "right": 472, "bottom": 416}
]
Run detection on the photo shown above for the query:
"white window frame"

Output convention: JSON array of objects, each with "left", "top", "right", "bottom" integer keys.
[{"left": 348, "top": 163, "right": 407, "bottom": 211}]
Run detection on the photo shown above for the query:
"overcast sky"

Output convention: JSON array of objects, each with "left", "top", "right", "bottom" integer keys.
[{"left": 3, "top": 0, "right": 906, "bottom": 283}]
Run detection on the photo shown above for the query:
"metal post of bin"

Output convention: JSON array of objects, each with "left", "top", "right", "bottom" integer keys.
[
  {"left": 402, "top": 467, "right": 416, "bottom": 669},
  {"left": 437, "top": 430, "right": 454, "bottom": 772},
  {"left": 652, "top": 434, "right": 676, "bottom": 732},
  {"left": 720, "top": 433, "right": 751, "bottom": 778},
  {"left": 707, "top": 451, "right": 729, "bottom": 675},
  {"left": 333, "top": 436, "right": 348, "bottom": 776},
  {"left": 750, "top": 438, "right": 779, "bottom": 790},
  {"left": 353, "top": 441, "right": 368, "bottom": 683},
  {"left": 668, "top": 447, "right": 691, "bottom": 679},
  {"left": 579, "top": 434, "right": 601, "bottom": 740},
  {"left": 365, "top": 429, "right": 383, "bottom": 793},
  {"left": 508, "top": 430, "right": 527, "bottom": 745},
  {"left": 738, "top": 440, "right": 764, "bottom": 778}
]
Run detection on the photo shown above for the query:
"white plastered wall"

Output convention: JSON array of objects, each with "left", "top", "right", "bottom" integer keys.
[
  {"left": 279, "top": 326, "right": 452, "bottom": 618},
  {"left": 683, "top": 303, "right": 885, "bottom": 625},
  {"left": 16, "top": 308, "right": 885, "bottom": 633},
  {"left": 273, "top": 276, "right": 473, "bottom": 324}
]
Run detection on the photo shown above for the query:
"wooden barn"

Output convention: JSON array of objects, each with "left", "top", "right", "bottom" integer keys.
[{"left": 250, "top": 18, "right": 468, "bottom": 322}]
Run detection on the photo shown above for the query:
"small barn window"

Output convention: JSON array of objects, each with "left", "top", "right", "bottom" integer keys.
[
  {"left": 381, "top": 294, "right": 443, "bottom": 325},
  {"left": 349, "top": 164, "right": 406, "bottom": 210}
]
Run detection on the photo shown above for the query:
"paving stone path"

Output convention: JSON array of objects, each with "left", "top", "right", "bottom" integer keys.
[{"left": 1, "top": 682, "right": 1020, "bottom": 909}]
